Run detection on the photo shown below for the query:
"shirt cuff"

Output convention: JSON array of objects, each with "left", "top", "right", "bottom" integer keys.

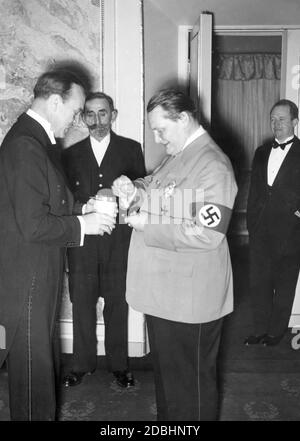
[
  {"left": 77, "top": 216, "right": 85, "bottom": 246},
  {"left": 82, "top": 204, "right": 87, "bottom": 214}
]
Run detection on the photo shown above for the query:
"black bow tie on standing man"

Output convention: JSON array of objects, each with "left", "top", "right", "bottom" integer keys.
[{"left": 272, "top": 136, "right": 296, "bottom": 150}]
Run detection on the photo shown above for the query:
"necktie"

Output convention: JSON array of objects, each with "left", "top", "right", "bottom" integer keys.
[{"left": 272, "top": 137, "right": 295, "bottom": 150}]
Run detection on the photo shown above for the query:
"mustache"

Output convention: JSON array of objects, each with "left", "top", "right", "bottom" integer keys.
[{"left": 88, "top": 123, "right": 109, "bottom": 131}]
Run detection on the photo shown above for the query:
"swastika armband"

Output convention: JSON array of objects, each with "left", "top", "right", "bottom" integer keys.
[{"left": 190, "top": 202, "right": 233, "bottom": 234}]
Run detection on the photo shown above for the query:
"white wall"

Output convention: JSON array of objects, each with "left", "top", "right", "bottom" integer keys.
[
  {"left": 144, "top": 0, "right": 179, "bottom": 171},
  {"left": 103, "top": 0, "right": 143, "bottom": 145},
  {"left": 149, "top": 0, "right": 300, "bottom": 27}
]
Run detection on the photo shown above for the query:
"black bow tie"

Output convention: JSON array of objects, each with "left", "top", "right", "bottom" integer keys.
[{"left": 272, "top": 137, "right": 295, "bottom": 150}]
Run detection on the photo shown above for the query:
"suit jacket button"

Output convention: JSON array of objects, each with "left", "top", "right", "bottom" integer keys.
[
  {"left": 99, "top": 184, "right": 103, "bottom": 187},
  {"left": 99, "top": 174, "right": 103, "bottom": 178},
  {"left": 62, "top": 199, "right": 66, "bottom": 204}
]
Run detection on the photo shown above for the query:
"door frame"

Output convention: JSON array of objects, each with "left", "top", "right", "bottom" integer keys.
[{"left": 178, "top": 24, "right": 300, "bottom": 116}]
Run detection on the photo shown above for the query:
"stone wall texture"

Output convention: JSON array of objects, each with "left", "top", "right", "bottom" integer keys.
[{"left": 0, "top": 0, "right": 100, "bottom": 144}]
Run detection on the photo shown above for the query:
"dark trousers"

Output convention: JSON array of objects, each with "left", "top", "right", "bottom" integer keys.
[
  {"left": 146, "top": 314, "right": 223, "bottom": 421},
  {"left": 249, "top": 242, "right": 300, "bottom": 336},
  {"left": 69, "top": 261, "right": 129, "bottom": 373},
  {"left": 6, "top": 280, "right": 61, "bottom": 421}
]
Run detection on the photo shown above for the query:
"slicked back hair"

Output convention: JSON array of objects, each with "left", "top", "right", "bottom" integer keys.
[
  {"left": 33, "top": 69, "right": 85, "bottom": 102},
  {"left": 147, "top": 88, "right": 197, "bottom": 121}
]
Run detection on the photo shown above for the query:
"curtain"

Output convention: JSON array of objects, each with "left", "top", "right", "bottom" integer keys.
[{"left": 212, "top": 53, "right": 281, "bottom": 170}]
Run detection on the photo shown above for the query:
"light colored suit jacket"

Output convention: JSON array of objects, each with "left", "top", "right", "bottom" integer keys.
[{"left": 126, "top": 130, "right": 237, "bottom": 323}]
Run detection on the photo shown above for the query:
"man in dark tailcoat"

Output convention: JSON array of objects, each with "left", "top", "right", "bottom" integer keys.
[
  {"left": 62, "top": 92, "right": 146, "bottom": 388},
  {"left": 0, "top": 70, "right": 116, "bottom": 420},
  {"left": 245, "top": 99, "right": 300, "bottom": 347}
]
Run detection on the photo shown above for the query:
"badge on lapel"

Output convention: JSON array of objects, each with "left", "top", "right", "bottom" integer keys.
[{"left": 163, "top": 180, "right": 176, "bottom": 198}]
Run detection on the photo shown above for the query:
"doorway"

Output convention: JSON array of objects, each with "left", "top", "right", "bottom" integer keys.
[{"left": 210, "top": 34, "right": 282, "bottom": 245}]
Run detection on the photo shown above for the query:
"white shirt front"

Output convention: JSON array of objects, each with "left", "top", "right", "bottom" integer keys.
[
  {"left": 267, "top": 135, "right": 294, "bottom": 186},
  {"left": 90, "top": 133, "right": 110, "bottom": 167}
]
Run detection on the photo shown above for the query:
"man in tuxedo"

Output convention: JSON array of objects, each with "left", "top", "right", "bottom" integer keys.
[
  {"left": 245, "top": 99, "right": 300, "bottom": 347},
  {"left": 62, "top": 92, "right": 146, "bottom": 388},
  {"left": 0, "top": 70, "right": 116, "bottom": 420}
]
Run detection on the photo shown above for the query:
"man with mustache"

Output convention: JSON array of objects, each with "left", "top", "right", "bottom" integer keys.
[{"left": 62, "top": 92, "right": 146, "bottom": 388}]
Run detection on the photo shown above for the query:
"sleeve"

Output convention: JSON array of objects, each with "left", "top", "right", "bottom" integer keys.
[
  {"left": 61, "top": 149, "right": 79, "bottom": 195},
  {"left": 3, "top": 136, "right": 81, "bottom": 247},
  {"left": 246, "top": 149, "right": 261, "bottom": 235},
  {"left": 127, "top": 142, "right": 146, "bottom": 181},
  {"left": 127, "top": 175, "right": 153, "bottom": 213},
  {"left": 143, "top": 161, "right": 238, "bottom": 252},
  {"left": 62, "top": 148, "right": 86, "bottom": 212}
]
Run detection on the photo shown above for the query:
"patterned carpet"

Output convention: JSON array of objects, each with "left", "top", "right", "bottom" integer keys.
[{"left": 1, "top": 245, "right": 300, "bottom": 421}]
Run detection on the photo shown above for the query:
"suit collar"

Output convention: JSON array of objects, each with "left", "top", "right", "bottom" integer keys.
[
  {"left": 17, "top": 113, "right": 67, "bottom": 178},
  {"left": 271, "top": 136, "right": 300, "bottom": 187},
  {"left": 17, "top": 113, "right": 54, "bottom": 149},
  {"left": 84, "top": 131, "right": 116, "bottom": 168},
  {"left": 26, "top": 109, "right": 56, "bottom": 144},
  {"left": 260, "top": 136, "right": 300, "bottom": 187}
]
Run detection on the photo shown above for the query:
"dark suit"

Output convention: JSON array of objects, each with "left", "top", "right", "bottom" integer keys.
[
  {"left": 0, "top": 113, "right": 81, "bottom": 420},
  {"left": 62, "top": 132, "right": 146, "bottom": 373},
  {"left": 247, "top": 136, "right": 300, "bottom": 336}
]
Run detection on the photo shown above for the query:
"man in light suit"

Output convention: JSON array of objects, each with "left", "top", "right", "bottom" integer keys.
[
  {"left": 0, "top": 70, "right": 116, "bottom": 420},
  {"left": 62, "top": 92, "right": 146, "bottom": 388},
  {"left": 113, "top": 89, "right": 237, "bottom": 421},
  {"left": 245, "top": 99, "right": 300, "bottom": 347}
]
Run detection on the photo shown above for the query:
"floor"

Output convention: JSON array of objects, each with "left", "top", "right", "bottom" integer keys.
[{"left": 1, "top": 245, "right": 300, "bottom": 421}]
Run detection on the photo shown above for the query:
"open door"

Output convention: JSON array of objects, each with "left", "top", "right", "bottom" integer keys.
[
  {"left": 189, "top": 12, "right": 213, "bottom": 125},
  {"left": 283, "top": 29, "right": 300, "bottom": 327}
]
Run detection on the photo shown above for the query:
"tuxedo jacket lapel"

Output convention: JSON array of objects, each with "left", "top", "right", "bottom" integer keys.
[
  {"left": 259, "top": 144, "right": 271, "bottom": 186},
  {"left": 271, "top": 139, "right": 300, "bottom": 189},
  {"left": 85, "top": 137, "right": 99, "bottom": 167}
]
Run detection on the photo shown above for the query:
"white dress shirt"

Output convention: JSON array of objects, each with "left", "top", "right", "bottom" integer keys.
[
  {"left": 90, "top": 133, "right": 110, "bottom": 166},
  {"left": 267, "top": 135, "right": 294, "bottom": 186},
  {"left": 26, "top": 109, "right": 85, "bottom": 244}
]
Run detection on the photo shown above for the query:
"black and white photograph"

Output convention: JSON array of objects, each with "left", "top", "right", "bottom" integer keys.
[{"left": 0, "top": 0, "right": 300, "bottom": 427}]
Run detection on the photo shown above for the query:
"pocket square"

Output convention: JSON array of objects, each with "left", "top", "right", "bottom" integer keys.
[{"left": 294, "top": 210, "right": 300, "bottom": 218}]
